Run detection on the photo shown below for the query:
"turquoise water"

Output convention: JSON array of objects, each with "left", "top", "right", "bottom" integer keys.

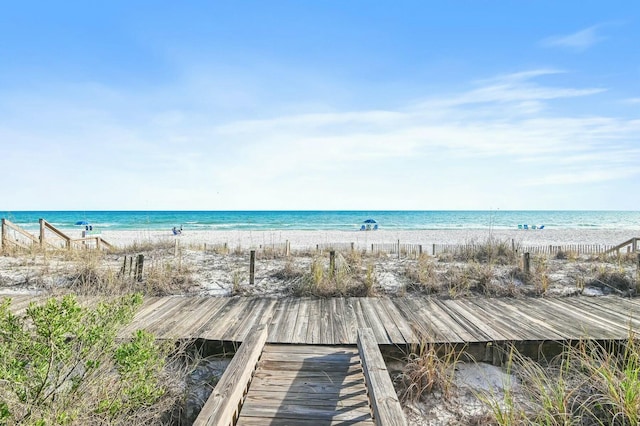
[{"left": 1, "top": 211, "right": 639, "bottom": 231}]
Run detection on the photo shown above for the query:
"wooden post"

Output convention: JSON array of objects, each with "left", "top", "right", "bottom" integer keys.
[
  {"left": 121, "top": 257, "right": 127, "bottom": 275},
  {"left": 351, "top": 242, "right": 355, "bottom": 252},
  {"left": 397, "top": 239, "right": 401, "bottom": 259},
  {"left": 39, "top": 218, "right": 45, "bottom": 247},
  {"left": 1, "top": 218, "right": 5, "bottom": 250},
  {"left": 129, "top": 257, "right": 133, "bottom": 277},
  {"left": 418, "top": 245, "right": 422, "bottom": 256},
  {"left": 135, "top": 254, "right": 144, "bottom": 281},
  {"left": 96, "top": 237, "right": 101, "bottom": 250},
  {"left": 249, "top": 250, "right": 255, "bottom": 285},
  {"left": 286, "top": 240, "right": 291, "bottom": 256},
  {"left": 432, "top": 244, "right": 436, "bottom": 256},
  {"left": 329, "top": 251, "right": 336, "bottom": 277},
  {"left": 371, "top": 243, "right": 374, "bottom": 253},
  {"left": 523, "top": 252, "right": 530, "bottom": 276}
]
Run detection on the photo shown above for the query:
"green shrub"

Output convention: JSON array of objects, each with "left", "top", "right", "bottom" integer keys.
[{"left": 0, "top": 294, "right": 173, "bottom": 425}]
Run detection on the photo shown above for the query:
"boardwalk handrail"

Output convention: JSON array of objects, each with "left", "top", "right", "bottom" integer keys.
[
  {"left": 194, "top": 324, "right": 268, "bottom": 426},
  {"left": 71, "top": 237, "right": 114, "bottom": 250},
  {"left": 604, "top": 237, "right": 639, "bottom": 255},
  {"left": 357, "top": 328, "right": 407, "bottom": 426},
  {"left": 39, "top": 218, "right": 71, "bottom": 249},
  {"left": 1, "top": 218, "right": 40, "bottom": 250}
]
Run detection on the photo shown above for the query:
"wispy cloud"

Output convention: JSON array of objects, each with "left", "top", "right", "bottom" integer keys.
[
  {"left": 541, "top": 25, "right": 605, "bottom": 52},
  {"left": 2, "top": 69, "right": 638, "bottom": 209}
]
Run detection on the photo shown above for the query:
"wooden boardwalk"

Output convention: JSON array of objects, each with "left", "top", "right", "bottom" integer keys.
[
  {"left": 7, "top": 294, "right": 640, "bottom": 425},
  {"left": 237, "top": 344, "right": 374, "bottom": 425},
  {"left": 5, "top": 295, "right": 640, "bottom": 345}
]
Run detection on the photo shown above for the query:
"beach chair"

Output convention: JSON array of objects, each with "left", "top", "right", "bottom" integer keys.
[
  {"left": 539, "top": 225, "right": 544, "bottom": 230},
  {"left": 360, "top": 225, "right": 366, "bottom": 231},
  {"left": 531, "top": 225, "right": 537, "bottom": 230},
  {"left": 518, "top": 224, "right": 523, "bottom": 229},
  {"left": 373, "top": 224, "right": 378, "bottom": 230},
  {"left": 523, "top": 224, "right": 529, "bottom": 230}
]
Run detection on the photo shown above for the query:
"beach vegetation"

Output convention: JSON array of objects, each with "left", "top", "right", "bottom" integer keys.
[
  {"left": 479, "top": 334, "right": 640, "bottom": 425},
  {"left": 397, "top": 338, "right": 463, "bottom": 403},
  {"left": 0, "top": 294, "right": 183, "bottom": 425},
  {"left": 588, "top": 267, "right": 635, "bottom": 295},
  {"left": 449, "top": 239, "right": 518, "bottom": 265},
  {"left": 231, "top": 269, "right": 244, "bottom": 295},
  {"left": 288, "top": 254, "right": 376, "bottom": 297},
  {"left": 404, "top": 254, "right": 439, "bottom": 294}
]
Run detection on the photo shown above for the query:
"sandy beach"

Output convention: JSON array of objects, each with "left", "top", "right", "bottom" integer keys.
[{"left": 96, "top": 228, "right": 637, "bottom": 249}]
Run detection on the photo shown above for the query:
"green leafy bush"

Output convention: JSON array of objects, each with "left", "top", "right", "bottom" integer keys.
[{"left": 0, "top": 294, "right": 172, "bottom": 425}]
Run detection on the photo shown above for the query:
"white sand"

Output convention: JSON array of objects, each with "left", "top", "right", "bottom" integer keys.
[{"left": 93, "top": 228, "right": 637, "bottom": 249}]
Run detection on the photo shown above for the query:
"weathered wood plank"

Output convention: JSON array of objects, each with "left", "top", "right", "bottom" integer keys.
[
  {"left": 320, "top": 298, "right": 334, "bottom": 345},
  {"left": 291, "top": 298, "right": 310, "bottom": 344},
  {"left": 238, "top": 401, "right": 373, "bottom": 422},
  {"left": 193, "top": 324, "right": 268, "bottom": 426},
  {"left": 268, "top": 298, "right": 289, "bottom": 342},
  {"left": 233, "top": 298, "right": 277, "bottom": 342},
  {"left": 378, "top": 297, "right": 415, "bottom": 344},
  {"left": 331, "top": 298, "right": 350, "bottom": 344},
  {"left": 368, "top": 298, "right": 405, "bottom": 344},
  {"left": 359, "top": 298, "right": 392, "bottom": 344},
  {"left": 306, "top": 298, "right": 321, "bottom": 344},
  {"left": 237, "top": 418, "right": 374, "bottom": 426},
  {"left": 357, "top": 328, "right": 407, "bottom": 426}
]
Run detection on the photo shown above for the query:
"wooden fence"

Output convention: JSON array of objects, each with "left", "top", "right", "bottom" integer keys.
[
  {"left": 1, "top": 218, "right": 112, "bottom": 252},
  {"left": 209, "top": 239, "right": 633, "bottom": 259},
  {"left": 432, "top": 242, "right": 618, "bottom": 257}
]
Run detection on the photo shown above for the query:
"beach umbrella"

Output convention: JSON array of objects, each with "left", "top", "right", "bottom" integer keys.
[
  {"left": 75, "top": 220, "right": 89, "bottom": 226},
  {"left": 363, "top": 219, "right": 377, "bottom": 224}
]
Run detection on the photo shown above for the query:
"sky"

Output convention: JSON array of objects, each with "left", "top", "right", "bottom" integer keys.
[{"left": 1, "top": 1, "right": 639, "bottom": 211}]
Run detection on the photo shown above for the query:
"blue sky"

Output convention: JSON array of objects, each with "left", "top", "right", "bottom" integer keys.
[{"left": 1, "top": 1, "right": 639, "bottom": 210}]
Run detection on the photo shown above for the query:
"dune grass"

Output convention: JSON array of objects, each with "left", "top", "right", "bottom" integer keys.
[{"left": 479, "top": 334, "right": 640, "bottom": 425}]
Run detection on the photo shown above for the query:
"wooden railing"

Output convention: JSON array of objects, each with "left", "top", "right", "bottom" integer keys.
[
  {"left": 1, "top": 218, "right": 112, "bottom": 252},
  {"left": 193, "top": 324, "right": 268, "bottom": 426},
  {"left": 39, "top": 218, "right": 72, "bottom": 249},
  {"left": 1, "top": 218, "right": 40, "bottom": 250},
  {"left": 358, "top": 328, "right": 407, "bottom": 426},
  {"left": 604, "top": 238, "right": 639, "bottom": 256}
]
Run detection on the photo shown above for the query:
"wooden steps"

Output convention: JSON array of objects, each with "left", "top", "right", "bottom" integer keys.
[{"left": 237, "top": 343, "right": 375, "bottom": 425}]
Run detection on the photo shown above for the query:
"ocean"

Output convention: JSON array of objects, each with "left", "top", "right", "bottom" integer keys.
[{"left": 1, "top": 211, "right": 639, "bottom": 232}]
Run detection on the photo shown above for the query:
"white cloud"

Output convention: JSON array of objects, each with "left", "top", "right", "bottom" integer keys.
[
  {"left": 523, "top": 168, "right": 639, "bottom": 186},
  {"left": 2, "top": 69, "right": 639, "bottom": 209},
  {"left": 541, "top": 25, "right": 605, "bottom": 52}
]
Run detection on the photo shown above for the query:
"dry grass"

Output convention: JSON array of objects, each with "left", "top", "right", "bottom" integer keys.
[
  {"left": 481, "top": 333, "right": 640, "bottom": 425},
  {"left": 398, "top": 338, "right": 463, "bottom": 403},
  {"left": 288, "top": 253, "right": 376, "bottom": 297}
]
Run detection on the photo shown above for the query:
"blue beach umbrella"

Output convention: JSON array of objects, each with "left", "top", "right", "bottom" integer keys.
[
  {"left": 363, "top": 219, "right": 377, "bottom": 224},
  {"left": 75, "top": 220, "right": 89, "bottom": 226}
]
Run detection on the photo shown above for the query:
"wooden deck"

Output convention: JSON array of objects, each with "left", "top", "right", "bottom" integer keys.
[
  {"left": 6, "top": 295, "right": 640, "bottom": 345},
  {"left": 237, "top": 344, "right": 375, "bottom": 425},
  {"left": 7, "top": 294, "right": 640, "bottom": 425}
]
